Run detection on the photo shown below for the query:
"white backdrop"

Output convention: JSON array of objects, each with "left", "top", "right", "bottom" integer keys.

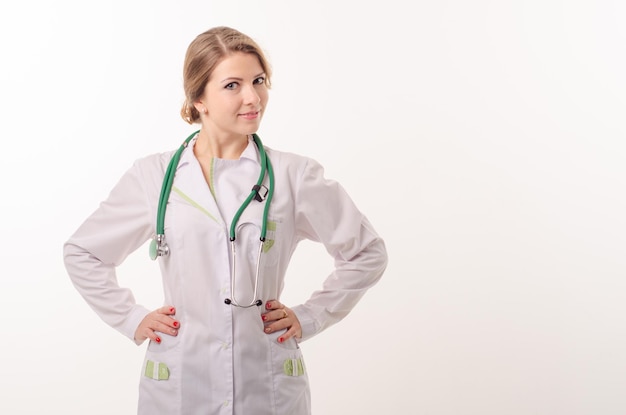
[{"left": 1, "top": 1, "right": 625, "bottom": 414}]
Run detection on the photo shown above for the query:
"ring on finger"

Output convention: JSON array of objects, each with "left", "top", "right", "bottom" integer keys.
[{"left": 281, "top": 309, "right": 288, "bottom": 319}]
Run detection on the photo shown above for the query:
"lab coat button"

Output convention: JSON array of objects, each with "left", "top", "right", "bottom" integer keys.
[
  {"left": 221, "top": 342, "right": 230, "bottom": 350},
  {"left": 223, "top": 400, "right": 230, "bottom": 407}
]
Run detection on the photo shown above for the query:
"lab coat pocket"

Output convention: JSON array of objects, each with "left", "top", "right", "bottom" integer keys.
[
  {"left": 268, "top": 333, "right": 310, "bottom": 413},
  {"left": 142, "top": 333, "right": 180, "bottom": 381},
  {"left": 139, "top": 338, "right": 182, "bottom": 414},
  {"left": 147, "top": 332, "right": 180, "bottom": 354}
]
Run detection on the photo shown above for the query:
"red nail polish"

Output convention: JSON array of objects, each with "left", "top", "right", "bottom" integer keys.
[
  {"left": 170, "top": 307, "right": 175, "bottom": 313},
  {"left": 266, "top": 302, "right": 272, "bottom": 309},
  {"left": 261, "top": 315, "right": 267, "bottom": 321},
  {"left": 278, "top": 337, "right": 284, "bottom": 343},
  {"left": 173, "top": 321, "right": 179, "bottom": 327},
  {"left": 155, "top": 337, "right": 161, "bottom": 343}
]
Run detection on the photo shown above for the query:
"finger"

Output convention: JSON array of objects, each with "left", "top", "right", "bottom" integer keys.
[
  {"left": 137, "top": 326, "right": 162, "bottom": 344},
  {"left": 263, "top": 313, "right": 293, "bottom": 334},
  {"left": 261, "top": 308, "right": 287, "bottom": 323},
  {"left": 158, "top": 305, "right": 177, "bottom": 315},
  {"left": 150, "top": 320, "right": 179, "bottom": 336},
  {"left": 263, "top": 307, "right": 302, "bottom": 340},
  {"left": 277, "top": 325, "right": 302, "bottom": 343},
  {"left": 264, "top": 304, "right": 288, "bottom": 325},
  {"left": 265, "top": 300, "right": 283, "bottom": 310},
  {"left": 149, "top": 330, "right": 163, "bottom": 344},
  {"left": 154, "top": 306, "right": 180, "bottom": 330},
  {"left": 135, "top": 306, "right": 178, "bottom": 345}
]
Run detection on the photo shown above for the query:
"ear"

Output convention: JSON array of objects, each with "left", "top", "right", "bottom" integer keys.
[{"left": 194, "top": 101, "right": 208, "bottom": 114}]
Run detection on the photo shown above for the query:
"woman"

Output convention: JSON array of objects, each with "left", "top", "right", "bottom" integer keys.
[{"left": 64, "top": 26, "right": 387, "bottom": 415}]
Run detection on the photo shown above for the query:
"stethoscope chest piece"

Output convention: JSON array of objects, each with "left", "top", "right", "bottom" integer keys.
[
  {"left": 149, "top": 239, "right": 158, "bottom": 261},
  {"left": 149, "top": 234, "right": 169, "bottom": 260}
]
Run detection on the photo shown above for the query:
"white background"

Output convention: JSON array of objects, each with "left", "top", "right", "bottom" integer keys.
[{"left": 1, "top": 0, "right": 625, "bottom": 414}]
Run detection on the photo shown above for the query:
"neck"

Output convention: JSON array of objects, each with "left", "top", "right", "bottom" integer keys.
[{"left": 194, "top": 130, "right": 249, "bottom": 160}]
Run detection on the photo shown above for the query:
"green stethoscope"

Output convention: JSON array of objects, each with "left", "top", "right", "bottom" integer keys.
[{"left": 149, "top": 130, "right": 275, "bottom": 308}]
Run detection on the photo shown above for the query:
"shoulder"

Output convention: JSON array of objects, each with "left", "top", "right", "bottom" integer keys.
[
  {"left": 263, "top": 147, "right": 338, "bottom": 203},
  {"left": 264, "top": 146, "right": 323, "bottom": 177},
  {"left": 133, "top": 151, "right": 175, "bottom": 172},
  {"left": 123, "top": 150, "right": 176, "bottom": 193}
]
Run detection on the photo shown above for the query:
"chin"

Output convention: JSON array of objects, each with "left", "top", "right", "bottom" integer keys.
[{"left": 242, "top": 124, "right": 261, "bottom": 135}]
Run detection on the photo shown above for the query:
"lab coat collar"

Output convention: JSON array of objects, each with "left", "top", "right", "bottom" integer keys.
[
  {"left": 169, "top": 134, "right": 261, "bottom": 226},
  {"left": 240, "top": 135, "right": 261, "bottom": 163}
]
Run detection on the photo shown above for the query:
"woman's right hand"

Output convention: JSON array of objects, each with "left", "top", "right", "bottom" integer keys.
[{"left": 134, "top": 305, "right": 180, "bottom": 344}]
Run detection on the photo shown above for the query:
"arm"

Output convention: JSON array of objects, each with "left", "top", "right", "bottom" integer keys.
[
  {"left": 63, "top": 158, "right": 156, "bottom": 344},
  {"left": 290, "top": 158, "right": 388, "bottom": 341}
]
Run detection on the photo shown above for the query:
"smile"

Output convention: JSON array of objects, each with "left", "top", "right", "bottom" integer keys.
[{"left": 239, "top": 111, "right": 260, "bottom": 120}]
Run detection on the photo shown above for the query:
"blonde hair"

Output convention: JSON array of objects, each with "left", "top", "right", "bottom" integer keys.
[{"left": 180, "top": 26, "right": 272, "bottom": 124}]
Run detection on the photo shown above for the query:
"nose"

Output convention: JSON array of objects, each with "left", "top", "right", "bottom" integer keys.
[{"left": 243, "top": 84, "right": 261, "bottom": 105}]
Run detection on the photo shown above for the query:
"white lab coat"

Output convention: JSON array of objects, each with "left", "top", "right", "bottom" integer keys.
[{"left": 63, "top": 136, "right": 387, "bottom": 415}]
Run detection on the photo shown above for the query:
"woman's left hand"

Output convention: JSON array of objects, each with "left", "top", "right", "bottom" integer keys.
[{"left": 261, "top": 300, "right": 302, "bottom": 343}]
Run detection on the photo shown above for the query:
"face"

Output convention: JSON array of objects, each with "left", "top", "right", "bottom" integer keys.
[{"left": 195, "top": 52, "right": 269, "bottom": 139}]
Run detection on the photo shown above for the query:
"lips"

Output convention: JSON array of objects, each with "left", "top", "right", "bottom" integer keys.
[{"left": 239, "top": 111, "right": 260, "bottom": 120}]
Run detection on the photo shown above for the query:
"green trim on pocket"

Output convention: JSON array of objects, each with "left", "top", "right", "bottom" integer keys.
[
  {"left": 262, "top": 239, "right": 275, "bottom": 253},
  {"left": 283, "top": 358, "right": 305, "bottom": 376},
  {"left": 262, "top": 220, "right": 277, "bottom": 253},
  {"left": 144, "top": 360, "right": 170, "bottom": 380},
  {"left": 266, "top": 220, "right": 277, "bottom": 232}
]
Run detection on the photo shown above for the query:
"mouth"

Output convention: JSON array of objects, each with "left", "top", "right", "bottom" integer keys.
[{"left": 239, "top": 110, "right": 261, "bottom": 120}]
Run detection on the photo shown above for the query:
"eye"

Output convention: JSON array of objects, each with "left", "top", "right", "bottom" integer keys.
[
  {"left": 225, "top": 82, "right": 238, "bottom": 90},
  {"left": 253, "top": 76, "right": 265, "bottom": 85}
]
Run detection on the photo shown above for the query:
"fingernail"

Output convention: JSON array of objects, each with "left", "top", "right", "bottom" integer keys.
[
  {"left": 261, "top": 315, "right": 267, "bottom": 321},
  {"left": 170, "top": 307, "right": 175, "bottom": 313},
  {"left": 265, "top": 327, "right": 271, "bottom": 333},
  {"left": 155, "top": 337, "right": 161, "bottom": 343},
  {"left": 173, "top": 321, "right": 179, "bottom": 327},
  {"left": 266, "top": 302, "right": 272, "bottom": 309},
  {"left": 171, "top": 329, "right": 177, "bottom": 334},
  {"left": 278, "top": 337, "right": 284, "bottom": 343}
]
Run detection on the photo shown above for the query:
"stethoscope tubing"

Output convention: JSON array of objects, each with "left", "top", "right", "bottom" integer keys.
[
  {"left": 151, "top": 131, "right": 275, "bottom": 308},
  {"left": 229, "top": 134, "right": 273, "bottom": 242}
]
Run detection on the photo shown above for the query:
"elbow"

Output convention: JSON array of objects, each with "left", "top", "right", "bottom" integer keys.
[
  {"left": 63, "top": 240, "right": 101, "bottom": 278},
  {"left": 63, "top": 240, "right": 83, "bottom": 268},
  {"left": 62, "top": 240, "right": 75, "bottom": 268},
  {"left": 372, "top": 236, "right": 388, "bottom": 280}
]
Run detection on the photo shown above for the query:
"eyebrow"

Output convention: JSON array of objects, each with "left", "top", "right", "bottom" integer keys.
[{"left": 220, "top": 72, "right": 266, "bottom": 84}]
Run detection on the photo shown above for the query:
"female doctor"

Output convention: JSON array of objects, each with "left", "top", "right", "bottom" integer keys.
[{"left": 63, "top": 26, "right": 387, "bottom": 415}]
